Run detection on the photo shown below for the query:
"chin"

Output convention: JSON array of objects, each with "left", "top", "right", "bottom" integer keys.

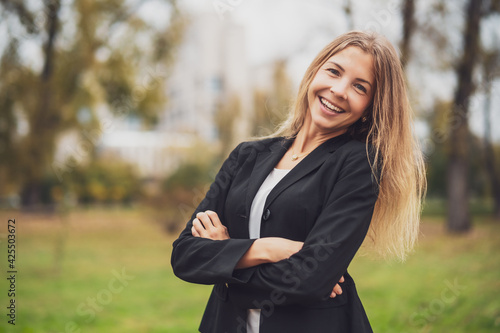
[{"left": 310, "top": 113, "right": 342, "bottom": 133}]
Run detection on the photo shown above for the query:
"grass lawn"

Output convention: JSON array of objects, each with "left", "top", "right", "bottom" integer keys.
[{"left": 0, "top": 208, "right": 498, "bottom": 332}]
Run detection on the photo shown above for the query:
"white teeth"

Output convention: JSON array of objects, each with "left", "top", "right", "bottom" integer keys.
[{"left": 320, "top": 97, "right": 344, "bottom": 113}]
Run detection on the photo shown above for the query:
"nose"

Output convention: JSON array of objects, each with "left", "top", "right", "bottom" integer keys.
[{"left": 330, "top": 80, "right": 348, "bottom": 100}]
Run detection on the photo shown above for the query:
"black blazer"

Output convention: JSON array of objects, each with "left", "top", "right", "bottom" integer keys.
[{"left": 171, "top": 133, "right": 380, "bottom": 333}]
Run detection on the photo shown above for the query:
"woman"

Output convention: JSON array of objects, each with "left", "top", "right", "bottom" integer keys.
[{"left": 171, "top": 31, "right": 426, "bottom": 333}]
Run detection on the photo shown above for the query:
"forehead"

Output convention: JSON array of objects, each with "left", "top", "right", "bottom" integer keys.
[{"left": 323, "top": 46, "right": 375, "bottom": 84}]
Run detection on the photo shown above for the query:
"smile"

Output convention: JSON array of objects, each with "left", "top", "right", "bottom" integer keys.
[{"left": 320, "top": 97, "right": 345, "bottom": 113}]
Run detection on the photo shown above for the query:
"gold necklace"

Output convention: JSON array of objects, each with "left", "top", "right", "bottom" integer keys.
[{"left": 291, "top": 148, "right": 311, "bottom": 161}]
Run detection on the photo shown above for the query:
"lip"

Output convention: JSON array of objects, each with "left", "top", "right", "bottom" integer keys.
[{"left": 318, "top": 96, "right": 346, "bottom": 116}]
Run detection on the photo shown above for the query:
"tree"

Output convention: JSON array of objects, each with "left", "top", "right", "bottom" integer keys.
[
  {"left": 0, "top": 0, "right": 184, "bottom": 207},
  {"left": 400, "top": 0, "right": 416, "bottom": 68},
  {"left": 481, "top": 47, "right": 500, "bottom": 220},
  {"left": 446, "top": 0, "right": 483, "bottom": 232},
  {"left": 251, "top": 59, "right": 294, "bottom": 137},
  {"left": 214, "top": 94, "right": 241, "bottom": 158}
]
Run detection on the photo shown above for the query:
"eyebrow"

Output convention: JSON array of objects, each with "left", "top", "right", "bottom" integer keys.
[{"left": 326, "top": 61, "right": 373, "bottom": 88}]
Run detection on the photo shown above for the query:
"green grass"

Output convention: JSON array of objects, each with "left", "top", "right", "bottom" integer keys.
[
  {"left": 0, "top": 209, "right": 499, "bottom": 332},
  {"left": 350, "top": 217, "right": 500, "bottom": 332}
]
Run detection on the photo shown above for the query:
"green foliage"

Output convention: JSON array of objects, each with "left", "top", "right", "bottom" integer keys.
[
  {"left": 424, "top": 100, "right": 498, "bottom": 200},
  {"left": 38, "top": 173, "right": 70, "bottom": 205},
  {"left": 70, "top": 160, "right": 141, "bottom": 204},
  {"left": 426, "top": 144, "right": 448, "bottom": 198},
  {"left": 0, "top": 0, "right": 185, "bottom": 205},
  {"left": 251, "top": 59, "right": 294, "bottom": 136},
  {"left": 154, "top": 145, "right": 221, "bottom": 233},
  {"left": 24, "top": 159, "right": 142, "bottom": 205},
  {"left": 163, "top": 142, "right": 221, "bottom": 192},
  {"left": 163, "top": 162, "right": 214, "bottom": 191},
  {"left": 214, "top": 94, "right": 241, "bottom": 158},
  {"left": 422, "top": 198, "right": 494, "bottom": 216}
]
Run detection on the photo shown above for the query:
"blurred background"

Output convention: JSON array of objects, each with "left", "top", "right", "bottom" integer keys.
[{"left": 0, "top": 0, "right": 499, "bottom": 332}]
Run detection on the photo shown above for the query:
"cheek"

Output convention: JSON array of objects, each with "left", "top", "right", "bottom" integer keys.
[{"left": 352, "top": 96, "right": 371, "bottom": 114}]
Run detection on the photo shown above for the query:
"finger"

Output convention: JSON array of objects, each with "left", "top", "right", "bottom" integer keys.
[
  {"left": 205, "top": 210, "right": 222, "bottom": 227},
  {"left": 191, "top": 226, "right": 201, "bottom": 237},
  {"left": 330, "top": 290, "right": 337, "bottom": 298},
  {"left": 339, "top": 275, "right": 345, "bottom": 283},
  {"left": 192, "top": 218, "right": 208, "bottom": 237},
  {"left": 333, "top": 283, "right": 343, "bottom": 295},
  {"left": 196, "top": 212, "right": 214, "bottom": 229}
]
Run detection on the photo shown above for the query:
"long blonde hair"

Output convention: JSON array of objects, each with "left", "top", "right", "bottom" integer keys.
[{"left": 271, "top": 31, "right": 426, "bottom": 261}]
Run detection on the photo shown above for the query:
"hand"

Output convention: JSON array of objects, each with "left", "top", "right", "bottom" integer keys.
[
  {"left": 191, "top": 210, "right": 230, "bottom": 240},
  {"left": 329, "top": 275, "right": 345, "bottom": 298}
]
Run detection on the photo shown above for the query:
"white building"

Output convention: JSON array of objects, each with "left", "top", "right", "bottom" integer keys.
[
  {"left": 99, "top": 12, "right": 252, "bottom": 178},
  {"left": 159, "top": 12, "right": 252, "bottom": 142}
]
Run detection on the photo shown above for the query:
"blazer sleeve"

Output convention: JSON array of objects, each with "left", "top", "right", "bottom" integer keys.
[
  {"left": 171, "top": 142, "right": 257, "bottom": 285},
  {"left": 229, "top": 147, "right": 380, "bottom": 306}
]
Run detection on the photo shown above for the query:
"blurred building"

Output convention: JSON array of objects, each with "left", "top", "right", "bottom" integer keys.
[
  {"left": 99, "top": 12, "right": 252, "bottom": 178},
  {"left": 159, "top": 12, "right": 252, "bottom": 142}
]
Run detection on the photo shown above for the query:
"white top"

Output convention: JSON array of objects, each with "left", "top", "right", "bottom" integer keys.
[{"left": 246, "top": 168, "right": 291, "bottom": 333}]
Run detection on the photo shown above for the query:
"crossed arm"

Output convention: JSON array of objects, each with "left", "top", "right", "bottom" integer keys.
[{"left": 191, "top": 210, "right": 345, "bottom": 298}]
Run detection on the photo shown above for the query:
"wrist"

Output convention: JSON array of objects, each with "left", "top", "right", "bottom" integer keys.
[{"left": 253, "top": 238, "right": 271, "bottom": 263}]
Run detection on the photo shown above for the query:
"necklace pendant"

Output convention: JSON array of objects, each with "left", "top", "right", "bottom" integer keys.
[{"left": 291, "top": 154, "right": 298, "bottom": 161}]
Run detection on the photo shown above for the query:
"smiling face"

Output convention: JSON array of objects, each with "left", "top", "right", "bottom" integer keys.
[{"left": 305, "top": 46, "right": 375, "bottom": 137}]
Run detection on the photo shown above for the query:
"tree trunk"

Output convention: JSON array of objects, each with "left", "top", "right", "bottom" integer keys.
[
  {"left": 20, "top": 0, "right": 61, "bottom": 207},
  {"left": 446, "top": 0, "right": 483, "bottom": 232},
  {"left": 400, "top": 0, "right": 416, "bottom": 68},
  {"left": 483, "top": 67, "right": 500, "bottom": 220}
]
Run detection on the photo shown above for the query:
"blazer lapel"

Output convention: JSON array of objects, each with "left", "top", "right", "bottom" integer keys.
[
  {"left": 264, "top": 133, "right": 351, "bottom": 210},
  {"left": 244, "top": 138, "right": 292, "bottom": 216}
]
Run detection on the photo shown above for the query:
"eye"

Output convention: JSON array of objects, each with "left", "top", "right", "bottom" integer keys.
[
  {"left": 354, "top": 83, "right": 367, "bottom": 93},
  {"left": 326, "top": 68, "right": 340, "bottom": 76}
]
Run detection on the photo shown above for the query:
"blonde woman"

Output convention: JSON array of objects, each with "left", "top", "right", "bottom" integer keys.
[{"left": 171, "top": 30, "right": 426, "bottom": 333}]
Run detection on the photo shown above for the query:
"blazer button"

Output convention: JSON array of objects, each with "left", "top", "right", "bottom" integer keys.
[{"left": 262, "top": 209, "right": 271, "bottom": 221}]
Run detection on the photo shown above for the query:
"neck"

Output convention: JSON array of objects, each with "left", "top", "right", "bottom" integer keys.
[{"left": 293, "top": 116, "right": 347, "bottom": 153}]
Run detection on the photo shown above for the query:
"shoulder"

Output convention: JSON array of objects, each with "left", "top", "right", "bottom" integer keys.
[
  {"left": 331, "top": 138, "right": 370, "bottom": 163},
  {"left": 334, "top": 138, "right": 379, "bottom": 165},
  {"left": 231, "top": 136, "right": 286, "bottom": 158},
  {"left": 239, "top": 136, "right": 285, "bottom": 150},
  {"left": 326, "top": 137, "right": 377, "bottom": 177},
  {"left": 338, "top": 138, "right": 366, "bottom": 153},
  {"left": 332, "top": 138, "right": 380, "bottom": 190},
  {"left": 220, "top": 137, "right": 285, "bottom": 174}
]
